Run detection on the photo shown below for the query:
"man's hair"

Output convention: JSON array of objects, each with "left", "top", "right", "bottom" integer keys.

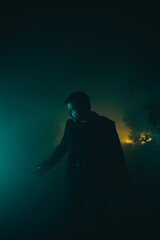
[{"left": 64, "top": 91, "right": 91, "bottom": 111}]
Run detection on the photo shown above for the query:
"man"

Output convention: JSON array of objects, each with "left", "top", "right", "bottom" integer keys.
[{"left": 33, "top": 91, "right": 130, "bottom": 239}]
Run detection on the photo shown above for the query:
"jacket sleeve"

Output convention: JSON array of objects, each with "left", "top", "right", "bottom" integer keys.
[
  {"left": 111, "top": 122, "right": 130, "bottom": 183},
  {"left": 40, "top": 120, "right": 69, "bottom": 172}
]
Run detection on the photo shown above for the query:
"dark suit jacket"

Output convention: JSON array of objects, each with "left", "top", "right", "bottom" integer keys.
[{"left": 41, "top": 111, "right": 130, "bottom": 190}]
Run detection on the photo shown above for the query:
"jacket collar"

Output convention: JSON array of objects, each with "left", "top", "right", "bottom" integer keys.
[{"left": 88, "top": 111, "right": 100, "bottom": 122}]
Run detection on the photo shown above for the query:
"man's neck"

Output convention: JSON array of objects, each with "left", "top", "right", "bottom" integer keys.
[{"left": 79, "top": 112, "right": 90, "bottom": 123}]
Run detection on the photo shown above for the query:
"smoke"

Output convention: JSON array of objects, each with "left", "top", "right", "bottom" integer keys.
[
  {"left": 122, "top": 101, "right": 160, "bottom": 145},
  {"left": 120, "top": 65, "right": 160, "bottom": 146},
  {"left": 123, "top": 104, "right": 151, "bottom": 143},
  {"left": 145, "top": 103, "right": 160, "bottom": 133}
]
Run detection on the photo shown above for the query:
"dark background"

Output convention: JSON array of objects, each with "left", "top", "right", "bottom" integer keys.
[{"left": 0, "top": 2, "right": 160, "bottom": 239}]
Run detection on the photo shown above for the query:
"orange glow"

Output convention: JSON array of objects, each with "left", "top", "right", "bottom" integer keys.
[
  {"left": 116, "top": 123, "right": 133, "bottom": 144},
  {"left": 124, "top": 138, "right": 134, "bottom": 144},
  {"left": 146, "top": 137, "right": 152, "bottom": 142},
  {"left": 139, "top": 132, "right": 152, "bottom": 144},
  {"left": 117, "top": 126, "right": 152, "bottom": 145}
]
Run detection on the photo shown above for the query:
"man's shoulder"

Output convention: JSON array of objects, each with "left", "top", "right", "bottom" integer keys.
[
  {"left": 66, "top": 119, "right": 73, "bottom": 126},
  {"left": 90, "top": 111, "right": 116, "bottom": 129},
  {"left": 99, "top": 115, "right": 115, "bottom": 128}
]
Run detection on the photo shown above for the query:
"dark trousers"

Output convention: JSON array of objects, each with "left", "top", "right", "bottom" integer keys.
[{"left": 65, "top": 177, "right": 110, "bottom": 239}]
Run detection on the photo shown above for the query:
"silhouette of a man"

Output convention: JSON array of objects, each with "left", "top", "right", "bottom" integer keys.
[{"left": 32, "top": 91, "right": 130, "bottom": 239}]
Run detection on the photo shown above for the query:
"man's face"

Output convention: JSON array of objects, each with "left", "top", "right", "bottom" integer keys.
[{"left": 67, "top": 101, "right": 82, "bottom": 122}]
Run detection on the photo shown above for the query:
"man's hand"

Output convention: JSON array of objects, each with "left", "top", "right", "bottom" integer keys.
[{"left": 32, "top": 165, "right": 46, "bottom": 177}]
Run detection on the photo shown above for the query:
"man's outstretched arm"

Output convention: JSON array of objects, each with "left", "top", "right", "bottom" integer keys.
[{"left": 32, "top": 120, "right": 69, "bottom": 176}]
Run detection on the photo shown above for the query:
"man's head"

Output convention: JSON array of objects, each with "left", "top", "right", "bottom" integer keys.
[{"left": 64, "top": 91, "right": 91, "bottom": 122}]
